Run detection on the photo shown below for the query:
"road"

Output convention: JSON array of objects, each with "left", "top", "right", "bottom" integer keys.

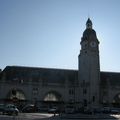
[
  {"left": 0, "top": 113, "right": 120, "bottom": 120},
  {"left": 0, "top": 113, "right": 53, "bottom": 120}
]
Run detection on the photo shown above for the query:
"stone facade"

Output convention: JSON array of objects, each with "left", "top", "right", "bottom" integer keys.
[
  {"left": 0, "top": 18, "right": 120, "bottom": 109},
  {"left": 78, "top": 18, "right": 100, "bottom": 109}
]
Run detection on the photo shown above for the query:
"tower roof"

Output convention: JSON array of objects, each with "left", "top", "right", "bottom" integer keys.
[
  {"left": 86, "top": 18, "right": 92, "bottom": 25},
  {"left": 83, "top": 28, "right": 96, "bottom": 38},
  {"left": 81, "top": 18, "right": 98, "bottom": 42},
  {"left": 86, "top": 18, "right": 92, "bottom": 29},
  {"left": 83, "top": 18, "right": 96, "bottom": 38}
]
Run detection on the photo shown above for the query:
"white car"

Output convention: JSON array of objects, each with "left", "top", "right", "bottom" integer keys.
[{"left": 3, "top": 104, "right": 19, "bottom": 115}]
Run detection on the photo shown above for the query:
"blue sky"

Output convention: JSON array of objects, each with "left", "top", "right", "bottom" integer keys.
[{"left": 0, "top": 0, "right": 120, "bottom": 72}]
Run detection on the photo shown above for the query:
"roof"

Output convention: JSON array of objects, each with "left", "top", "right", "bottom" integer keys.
[
  {"left": 0, "top": 66, "right": 78, "bottom": 86},
  {"left": 1, "top": 66, "right": 120, "bottom": 87},
  {"left": 100, "top": 71, "right": 120, "bottom": 87}
]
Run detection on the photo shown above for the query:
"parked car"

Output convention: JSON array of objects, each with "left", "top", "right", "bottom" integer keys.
[
  {"left": 0, "top": 104, "right": 5, "bottom": 113},
  {"left": 48, "top": 107, "right": 59, "bottom": 113},
  {"left": 83, "top": 107, "right": 93, "bottom": 114},
  {"left": 22, "top": 104, "right": 35, "bottom": 113},
  {"left": 101, "top": 107, "right": 111, "bottom": 113},
  {"left": 93, "top": 107, "right": 102, "bottom": 113},
  {"left": 37, "top": 106, "right": 48, "bottom": 113},
  {"left": 3, "top": 104, "right": 19, "bottom": 115},
  {"left": 65, "top": 106, "right": 75, "bottom": 114},
  {"left": 110, "top": 108, "right": 119, "bottom": 114}
]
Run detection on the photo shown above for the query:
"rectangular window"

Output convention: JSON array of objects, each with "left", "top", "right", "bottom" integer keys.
[{"left": 83, "top": 89, "right": 87, "bottom": 94}]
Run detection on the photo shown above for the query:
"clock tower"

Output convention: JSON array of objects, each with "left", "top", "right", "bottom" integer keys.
[{"left": 78, "top": 18, "right": 100, "bottom": 109}]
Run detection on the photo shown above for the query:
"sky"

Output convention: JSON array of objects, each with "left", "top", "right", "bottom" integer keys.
[{"left": 0, "top": 0, "right": 120, "bottom": 72}]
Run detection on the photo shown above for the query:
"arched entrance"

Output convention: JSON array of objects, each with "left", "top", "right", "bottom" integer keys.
[
  {"left": 7, "top": 89, "right": 26, "bottom": 100},
  {"left": 112, "top": 93, "right": 120, "bottom": 107},
  {"left": 44, "top": 91, "right": 62, "bottom": 101},
  {"left": 6, "top": 89, "right": 26, "bottom": 110},
  {"left": 42, "top": 91, "right": 64, "bottom": 111}
]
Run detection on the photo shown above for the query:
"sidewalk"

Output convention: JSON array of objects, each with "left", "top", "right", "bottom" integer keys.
[{"left": 57, "top": 113, "right": 119, "bottom": 119}]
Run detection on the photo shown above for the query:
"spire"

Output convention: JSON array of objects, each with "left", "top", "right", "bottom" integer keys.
[{"left": 86, "top": 18, "right": 92, "bottom": 29}]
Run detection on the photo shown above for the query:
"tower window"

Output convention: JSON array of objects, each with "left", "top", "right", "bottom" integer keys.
[
  {"left": 83, "top": 80, "right": 85, "bottom": 87},
  {"left": 83, "top": 89, "right": 87, "bottom": 94},
  {"left": 93, "top": 96, "right": 95, "bottom": 102},
  {"left": 85, "top": 51, "right": 87, "bottom": 53},
  {"left": 32, "top": 88, "right": 39, "bottom": 95},
  {"left": 69, "top": 89, "right": 74, "bottom": 95},
  {"left": 84, "top": 99, "right": 87, "bottom": 106}
]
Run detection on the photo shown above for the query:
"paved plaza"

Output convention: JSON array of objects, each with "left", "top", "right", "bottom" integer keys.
[{"left": 0, "top": 113, "right": 120, "bottom": 120}]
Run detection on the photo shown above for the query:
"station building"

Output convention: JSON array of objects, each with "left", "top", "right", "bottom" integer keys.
[{"left": 0, "top": 18, "right": 120, "bottom": 109}]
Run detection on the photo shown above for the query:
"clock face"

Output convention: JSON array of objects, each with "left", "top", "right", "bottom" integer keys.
[{"left": 90, "top": 41, "right": 97, "bottom": 47}]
